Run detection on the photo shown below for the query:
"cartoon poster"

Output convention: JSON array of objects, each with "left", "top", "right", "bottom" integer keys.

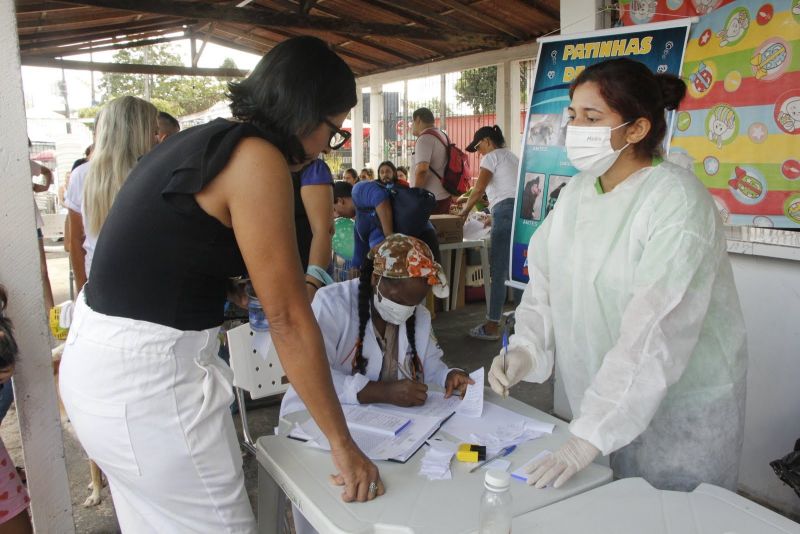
[
  {"left": 666, "top": 0, "right": 800, "bottom": 228},
  {"left": 509, "top": 21, "right": 691, "bottom": 288},
  {"left": 619, "top": 0, "right": 736, "bottom": 23}
]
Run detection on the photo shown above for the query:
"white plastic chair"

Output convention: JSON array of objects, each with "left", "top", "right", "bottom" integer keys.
[{"left": 226, "top": 322, "right": 290, "bottom": 454}]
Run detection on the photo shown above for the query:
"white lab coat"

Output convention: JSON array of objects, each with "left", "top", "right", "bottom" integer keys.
[
  {"left": 513, "top": 161, "right": 747, "bottom": 491},
  {"left": 280, "top": 279, "right": 452, "bottom": 417}
]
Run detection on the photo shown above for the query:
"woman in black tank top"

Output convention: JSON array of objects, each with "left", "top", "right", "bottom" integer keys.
[{"left": 60, "top": 37, "right": 383, "bottom": 533}]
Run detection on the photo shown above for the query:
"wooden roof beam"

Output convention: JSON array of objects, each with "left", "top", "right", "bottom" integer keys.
[
  {"left": 19, "top": 21, "right": 186, "bottom": 47},
  {"left": 365, "top": 0, "right": 483, "bottom": 33},
  {"left": 435, "top": 0, "right": 527, "bottom": 40},
  {"left": 14, "top": 1, "right": 85, "bottom": 14},
  {"left": 21, "top": 56, "right": 249, "bottom": 77},
  {"left": 17, "top": 16, "right": 180, "bottom": 40},
  {"left": 16, "top": 10, "right": 149, "bottom": 30},
  {"left": 517, "top": 0, "right": 560, "bottom": 22},
  {"left": 57, "top": 0, "right": 511, "bottom": 46},
  {"left": 22, "top": 33, "right": 188, "bottom": 58},
  {"left": 214, "top": 23, "right": 391, "bottom": 71}
]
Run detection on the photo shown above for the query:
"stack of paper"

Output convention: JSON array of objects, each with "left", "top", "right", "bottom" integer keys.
[
  {"left": 289, "top": 405, "right": 443, "bottom": 463},
  {"left": 419, "top": 439, "right": 458, "bottom": 480},
  {"left": 442, "top": 401, "right": 555, "bottom": 455}
]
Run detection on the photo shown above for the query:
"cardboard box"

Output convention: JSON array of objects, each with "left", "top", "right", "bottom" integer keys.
[{"left": 429, "top": 214, "right": 463, "bottom": 244}]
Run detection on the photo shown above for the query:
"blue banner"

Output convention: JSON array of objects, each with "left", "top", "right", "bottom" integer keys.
[{"left": 509, "top": 21, "right": 692, "bottom": 287}]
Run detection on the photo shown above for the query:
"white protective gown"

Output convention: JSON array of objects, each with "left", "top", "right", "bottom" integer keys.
[
  {"left": 512, "top": 161, "right": 747, "bottom": 491},
  {"left": 280, "top": 279, "right": 453, "bottom": 417}
]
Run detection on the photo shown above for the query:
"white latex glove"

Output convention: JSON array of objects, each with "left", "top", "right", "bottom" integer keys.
[
  {"left": 526, "top": 435, "right": 600, "bottom": 489},
  {"left": 487, "top": 348, "right": 533, "bottom": 398}
]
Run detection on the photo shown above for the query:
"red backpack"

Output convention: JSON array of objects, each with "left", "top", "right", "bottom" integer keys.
[{"left": 422, "top": 129, "right": 471, "bottom": 196}]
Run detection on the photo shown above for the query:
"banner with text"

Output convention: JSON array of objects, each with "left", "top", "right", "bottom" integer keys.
[{"left": 509, "top": 20, "right": 692, "bottom": 288}]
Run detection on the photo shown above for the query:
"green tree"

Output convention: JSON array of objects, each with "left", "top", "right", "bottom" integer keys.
[
  {"left": 454, "top": 64, "right": 530, "bottom": 114},
  {"left": 455, "top": 66, "right": 497, "bottom": 114},
  {"left": 90, "top": 44, "right": 239, "bottom": 117}
]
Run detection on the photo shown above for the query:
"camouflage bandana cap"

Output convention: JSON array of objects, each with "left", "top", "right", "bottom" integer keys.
[{"left": 369, "top": 234, "right": 449, "bottom": 298}]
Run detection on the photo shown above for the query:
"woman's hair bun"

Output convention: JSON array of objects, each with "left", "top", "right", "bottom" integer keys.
[{"left": 657, "top": 74, "right": 687, "bottom": 111}]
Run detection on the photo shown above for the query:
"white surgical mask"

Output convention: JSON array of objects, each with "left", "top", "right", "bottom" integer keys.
[
  {"left": 565, "top": 122, "right": 630, "bottom": 176},
  {"left": 373, "top": 283, "right": 416, "bottom": 325}
]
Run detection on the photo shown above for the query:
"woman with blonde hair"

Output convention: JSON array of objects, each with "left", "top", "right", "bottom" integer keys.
[{"left": 65, "top": 96, "right": 158, "bottom": 291}]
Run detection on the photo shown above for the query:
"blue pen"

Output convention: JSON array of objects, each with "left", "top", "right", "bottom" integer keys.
[
  {"left": 502, "top": 327, "right": 509, "bottom": 373},
  {"left": 469, "top": 445, "right": 517, "bottom": 473}
]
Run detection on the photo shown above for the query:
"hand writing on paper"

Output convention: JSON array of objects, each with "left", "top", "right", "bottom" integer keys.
[{"left": 385, "top": 379, "right": 428, "bottom": 407}]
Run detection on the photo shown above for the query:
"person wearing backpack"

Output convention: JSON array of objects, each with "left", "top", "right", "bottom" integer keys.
[
  {"left": 348, "top": 161, "right": 441, "bottom": 269},
  {"left": 411, "top": 107, "right": 455, "bottom": 214}
]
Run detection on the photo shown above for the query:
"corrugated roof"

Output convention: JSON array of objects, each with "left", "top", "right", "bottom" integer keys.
[{"left": 16, "top": 0, "right": 559, "bottom": 76}]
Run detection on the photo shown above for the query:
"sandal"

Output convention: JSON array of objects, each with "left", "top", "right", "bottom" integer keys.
[{"left": 469, "top": 324, "right": 500, "bottom": 341}]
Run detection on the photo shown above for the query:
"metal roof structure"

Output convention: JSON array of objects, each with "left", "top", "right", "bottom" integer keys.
[{"left": 16, "top": 0, "right": 560, "bottom": 76}]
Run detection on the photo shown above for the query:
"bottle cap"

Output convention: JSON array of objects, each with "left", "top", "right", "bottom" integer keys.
[{"left": 484, "top": 469, "right": 510, "bottom": 491}]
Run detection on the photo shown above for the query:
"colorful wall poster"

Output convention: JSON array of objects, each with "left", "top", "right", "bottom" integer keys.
[
  {"left": 618, "top": 0, "right": 735, "bottom": 24},
  {"left": 509, "top": 21, "right": 691, "bottom": 288},
  {"left": 667, "top": 0, "right": 800, "bottom": 228}
]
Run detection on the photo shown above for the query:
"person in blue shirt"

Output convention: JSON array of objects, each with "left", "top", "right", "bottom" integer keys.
[{"left": 351, "top": 179, "right": 394, "bottom": 268}]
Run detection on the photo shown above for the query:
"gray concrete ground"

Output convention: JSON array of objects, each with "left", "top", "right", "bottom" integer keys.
[{"left": 0, "top": 248, "right": 553, "bottom": 533}]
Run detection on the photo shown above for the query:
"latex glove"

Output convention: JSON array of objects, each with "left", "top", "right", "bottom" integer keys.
[
  {"left": 487, "top": 348, "right": 533, "bottom": 398},
  {"left": 525, "top": 436, "right": 600, "bottom": 489}
]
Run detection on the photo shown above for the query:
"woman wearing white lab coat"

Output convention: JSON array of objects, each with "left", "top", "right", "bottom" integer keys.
[
  {"left": 281, "top": 234, "right": 472, "bottom": 418},
  {"left": 488, "top": 58, "right": 747, "bottom": 492}
]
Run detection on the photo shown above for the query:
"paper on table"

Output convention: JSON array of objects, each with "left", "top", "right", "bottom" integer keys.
[
  {"left": 374, "top": 391, "right": 460, "bottom": 422},
  {"left": 455, "top": 367, "right": 484, "bottom": 418},
  {"left": 511, "top": 450, "right": 552, "bottom": 482},
  {"left": 342, "top": 405, "right": 410, "bottom": 436},
  {"left": 291, "top": 410, "right": 443, "bottom": 462},
  {"left": 442, "top": 401, "right": 555, "bottom": 454},
  {"left": 419, "top": 439, "right": 458, "bottom": 480}
]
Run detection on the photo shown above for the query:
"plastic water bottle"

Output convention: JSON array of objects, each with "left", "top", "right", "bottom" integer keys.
[
  {"left": 245, "top": 283, "right": 269, "bottom": 332},
  {"left": 479, "top": 469, "right": 513, "bottom": 534}
]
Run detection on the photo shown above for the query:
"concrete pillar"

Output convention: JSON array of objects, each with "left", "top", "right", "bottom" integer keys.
[
  {"left": 439, "top": 74, "right": 447, "bottom": 131},
  {"left": 352, "top": 88, "right": 364, "bottom": 171},
  {"left": 509, "top": 60, "right": 523, "bottom": 157},
  {"left": 368, "top": 85, "right": 383, "bottom": 168},
  {"left": 0, "top": 0, "right": 75, "bottom": 530},
  {"left": 561, "top": 0, "right": 603, "bottom": 33},
  {"left": 495, "top": 60, "right": 511, "bottom": 142}
]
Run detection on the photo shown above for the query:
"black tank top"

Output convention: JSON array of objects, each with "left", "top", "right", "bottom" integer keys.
[{"left": 86, "top": 119, "right": 267, "bottom": 330}]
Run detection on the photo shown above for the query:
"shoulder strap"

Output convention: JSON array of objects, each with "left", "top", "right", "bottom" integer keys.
[
  {"left": 421, "top": 128, "right": 449, "bottom": 148},
  {"left": 419, "top": 128, "right": 450, "bottom": 180}
]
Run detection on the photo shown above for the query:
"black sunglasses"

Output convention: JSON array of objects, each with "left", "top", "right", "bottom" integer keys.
[{"left": 324, "top": 118, "right": 351, "bottom": 150}]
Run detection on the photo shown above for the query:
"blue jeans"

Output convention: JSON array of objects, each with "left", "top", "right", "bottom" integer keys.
[{"left": 488, "top": 198, "right": 521, "bottom": 322}]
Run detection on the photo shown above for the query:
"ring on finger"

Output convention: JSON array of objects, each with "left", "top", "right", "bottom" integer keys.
[{"left": 368, "top": 481, "right": 378, "bottom": 495}]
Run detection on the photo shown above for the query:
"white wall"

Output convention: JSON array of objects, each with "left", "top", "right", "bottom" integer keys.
[{"left": 730, "top": 251, "right": 800, "bottom": 517}]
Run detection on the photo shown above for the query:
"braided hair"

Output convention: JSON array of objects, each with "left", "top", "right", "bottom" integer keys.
[
  {"left": 353, "top": 258, "right": 424, "bottom": 381},
  {"left": 0, "top": 286, "right": 18, "bottom": 370}
]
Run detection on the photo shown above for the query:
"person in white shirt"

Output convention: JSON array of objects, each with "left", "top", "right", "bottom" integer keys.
[
  {"left": 459, "top": 125, "right": 521, "bottom": 341},
  {"left": 64, "top": 96, "right": 158, "bottom": 291},
  {"left": 280, "top": 234, "right": 473, "bottom": 418}
]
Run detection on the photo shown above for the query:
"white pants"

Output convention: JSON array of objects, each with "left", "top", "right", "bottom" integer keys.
[{"left": 59, "top": 295, "right": 256, "bottom": 533}]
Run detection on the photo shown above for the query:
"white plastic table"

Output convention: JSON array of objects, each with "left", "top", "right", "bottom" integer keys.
[
  {"left": 509, "top": 477, "right": 800, "bottom": 534},
  {"left": 438, "top": 238, "right": 490, "bottom": 313},
  {"left": 256, "top": 389, "right": 612, "bottom": 534}
]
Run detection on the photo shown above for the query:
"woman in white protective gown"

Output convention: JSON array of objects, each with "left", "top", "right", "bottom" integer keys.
[{"left": 488, "top": 58, "right": 747, "bottom": 492}]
